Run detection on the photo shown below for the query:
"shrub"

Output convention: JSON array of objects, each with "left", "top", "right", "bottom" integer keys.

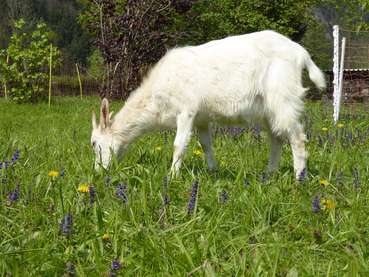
[
  {"left": 87, "top": 49, "right": 104, "bottom": 80},
  {"left": 0, "top": 19, "right": 61, "bottom": 103}
]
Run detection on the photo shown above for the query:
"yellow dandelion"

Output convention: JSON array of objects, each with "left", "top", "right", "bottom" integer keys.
[
  {"left": 48, "top": 170, "right": 59, "bottom": 177},
  {"left": 102, "top": 233, "right": 110, "bottom": 241},
  {"left": 193, "top": 149, "right": 203, "bottom": 156},
  {"left": 321, "top": 198, "right": 336, "bottom": 210},
  {"left": 337, "top": 123, "right": 344, "bottom": 128},
  {"left": 319, "top": 179, "right": 329, "bottom": 187},
  {"left": 321, "top": 127, "right": 328, "bottom": 132},
  {"left": 155, "top": 146, "right": 162, "bottom": 151},
  {"left": 77, "top": 184, "right": 90, "bottom": 193}
]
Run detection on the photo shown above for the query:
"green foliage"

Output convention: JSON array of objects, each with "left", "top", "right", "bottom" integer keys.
[
  {"left": 0, "top": 97, "right": 368, "bottom": 275},
  {"left": 0, "top": 19, "right": 61, "bottom": 103},
  {"left": 87, "top": 49, "right": 104, "bottom": 80},
  {"left": 301, "top": 19, "right": 332, "bottom": 69},
  {"left": 186, "top": 0, "right": 320, "bottom": 44},
  {"left": 320, "top": 0, "right": 369, "bottom": 31},
  {"left": 0, "top": 0, "right": 92, "bottom": 65}
]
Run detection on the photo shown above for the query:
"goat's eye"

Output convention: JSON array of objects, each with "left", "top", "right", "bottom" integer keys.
[{"left": 92, "top": 141, "right": 96, "bottom": 148}]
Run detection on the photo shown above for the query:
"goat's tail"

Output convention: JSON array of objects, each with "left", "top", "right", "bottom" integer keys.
[{"left": 304, "top": 54, "right": 326, "bottom": 90}]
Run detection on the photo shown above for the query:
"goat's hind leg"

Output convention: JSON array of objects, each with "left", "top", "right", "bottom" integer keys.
[
  {"left": 269, "top": 117, "right": 307, "bottom": 180},
  {"left": 264, "top": 60, "right": 308, "bottom": 180},
  {"left": 198, "top": 125, "right": 217, "bottom": 171},
  {"left": 266, "top": 129, "right": 283, "bottom": 174}
]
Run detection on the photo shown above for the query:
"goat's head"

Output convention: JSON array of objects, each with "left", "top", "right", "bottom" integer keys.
[{"left": 91, "top": 98, "right": 121, "bottom": 171}]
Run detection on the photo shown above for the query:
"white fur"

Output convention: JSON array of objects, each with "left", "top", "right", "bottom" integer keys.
[{"left": 91, "top": 30, "right": 326, "bottom": 179}]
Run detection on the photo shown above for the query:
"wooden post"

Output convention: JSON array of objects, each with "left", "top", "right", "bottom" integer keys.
[
  {"left": 75, "top": 63, "right": 83, "bottom": 100},
  {"left": 48, "top": 44, "right": 53, "bottom": 108},
  {"left": 4, "top": 54, "right": 9, "bottom": 99}
]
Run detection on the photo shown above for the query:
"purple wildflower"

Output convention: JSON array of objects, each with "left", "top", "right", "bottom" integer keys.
[
  {"left": 227, "top": 127, "right": 245, "bottom": 138},
  {"left": 0, "top": 160, "right": 9, "bottom": 169},
  {"left": 89, "top": 185, "right": 96, "bottom": 205},
  {"left": 11, "top": 149, "right": 20, "bottom": 164},
  {"left": 219, "top": 190, "right": 228, "bottom": 204},
  {"left": 312, "top": 195, "right": 320, "bottom": 213},
  {"left": 187, "top": 180, "right": 199, "bottom": 215},
  {"left": 253, "top": 124, "right": 261, "bottom": 141},
  {"left": 116, "top": 183, "right": 128, "bottom": 204},
  {"left": 111, "top": 259, "right": 121, "bottom": 270},
  {"left": 8, "top": 184, "right": 20, "bottom": 203},
  {"left": 352, "top": 168, "right": 360, "bottom": 189},
  {"left": 60, "top": 213, "right": 73, "bottom": 237},
  {"left": 162, "top": 176, "right": 170, "bottom": 206},
  {"left": 0, "top": 149, "right": 20, "bottom": 170}
]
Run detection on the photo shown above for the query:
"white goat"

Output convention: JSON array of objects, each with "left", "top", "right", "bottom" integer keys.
[{"left": 91, "top": 30, "right": 326, "bottom": 179}]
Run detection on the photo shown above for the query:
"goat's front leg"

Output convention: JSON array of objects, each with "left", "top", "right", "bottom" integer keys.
[
  {"left": 287, "top": 122, "right": 308, "bottom": 180},
  {"left": 170, "top": 112, "right": 195, "bottom": 177},
  {"left": 198, "top": 125, "right": 217, "bottom": 171}
]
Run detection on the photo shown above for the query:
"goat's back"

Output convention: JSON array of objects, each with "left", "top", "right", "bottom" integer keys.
[{"left": 144, "top": 30, "right": 316, "bottom": 126}]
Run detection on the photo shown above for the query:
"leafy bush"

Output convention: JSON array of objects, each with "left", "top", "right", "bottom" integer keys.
[
  {"left": 87, "top": 49, "right": 104, "bottom": 80},
  {"left": 0, "top": 19, "right": 61, "bottom": 103},
  {"left": 188, "top": 0, "right": 319, "bottom": 44}
]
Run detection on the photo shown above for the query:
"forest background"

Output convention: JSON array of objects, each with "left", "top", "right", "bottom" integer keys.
[{"left": 0, "top": 0, "right": 369, "bottom": 99}]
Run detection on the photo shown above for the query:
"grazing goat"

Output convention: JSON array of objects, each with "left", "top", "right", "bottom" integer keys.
[{"left": 91, "top": 30, "right": 326, "bottom": 179}]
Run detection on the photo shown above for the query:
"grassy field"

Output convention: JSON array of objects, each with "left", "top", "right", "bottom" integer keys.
[{"left": 0, "top": 97, "right": 368, "bottom": 276}]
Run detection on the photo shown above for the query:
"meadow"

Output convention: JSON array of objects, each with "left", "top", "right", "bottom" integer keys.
[{"left": 0, "top": 97, "right": 368, "bottom": 276}]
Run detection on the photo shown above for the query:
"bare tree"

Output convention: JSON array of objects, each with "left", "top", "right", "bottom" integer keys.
[{"left": 82, "top": 0, "right": 197, "bottom": 99}]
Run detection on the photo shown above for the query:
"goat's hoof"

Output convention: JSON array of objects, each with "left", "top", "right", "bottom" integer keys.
[{"left": 296, "top": 168, "right": 307, "bottom": 182}]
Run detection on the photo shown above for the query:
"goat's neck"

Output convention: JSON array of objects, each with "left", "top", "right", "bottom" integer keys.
[{"left": 111, "top": 88, "right": 156, "bottom": 145}]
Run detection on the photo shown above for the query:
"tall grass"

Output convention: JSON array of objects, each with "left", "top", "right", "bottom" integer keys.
[{"left": 0, "top": 97, "right": 368, "bottom": 275}]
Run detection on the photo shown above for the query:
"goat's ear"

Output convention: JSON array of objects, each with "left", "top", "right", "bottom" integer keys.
[
  {"left": 92, "top": 109, "right": 98, "bottom": 130},
  {"left": 100, "top": 98, "right": 110, "bottom": 129}
]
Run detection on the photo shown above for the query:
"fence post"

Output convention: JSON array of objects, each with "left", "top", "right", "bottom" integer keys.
[
  {"left": 333, "top": 25, "right": 340, "bottom": 123},
  {"left": 4, "top": 54, "right": 9, "bottom": 99},
  {"left": 75, "top": 63, "right": 83, "bottom": 100},
  {"left": 48, "top": 44, "right": 53, "bottom": 108},
  {"left": 336, "top": 37, "right": 346, "bottom": 123}
]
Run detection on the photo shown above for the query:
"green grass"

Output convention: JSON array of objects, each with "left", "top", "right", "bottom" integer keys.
[{"left": 0, "top": 97, "right": 368, "bottom": 276}]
